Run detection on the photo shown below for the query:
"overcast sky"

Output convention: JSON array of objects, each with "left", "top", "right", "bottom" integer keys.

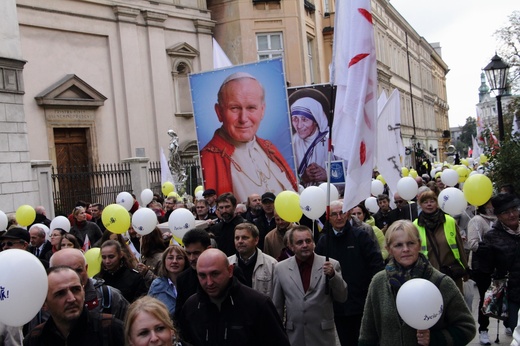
[{"left": 389, "top": 0, "right": 517, "bottom": 128}]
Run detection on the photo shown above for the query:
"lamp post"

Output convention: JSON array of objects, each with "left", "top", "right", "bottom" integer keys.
[
  {"left": 410, "top": 135, "right": 416, "bottom": 170},
  {"left": 483, "top": 53, "right": 510, "bottom": 141}
]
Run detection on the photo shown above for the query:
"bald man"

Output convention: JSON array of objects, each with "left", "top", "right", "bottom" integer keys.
[
  {"left": 179, "top": 249, "right": 290, "bottom": 346},
  {"left": 50, "top": 249, "right": 128, "bottom": 320}
]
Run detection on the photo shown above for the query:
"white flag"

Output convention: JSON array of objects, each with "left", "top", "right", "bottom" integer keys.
[
  {"left": 330, "top": 0, "right": 378, "bottom": 212},
  {"left": 376, "top": 89, "right": 402, "bottom": 196},
  {"left": 471, "top": 135, "right": 481, "bottom": 159},
  {"left": 160, "top": 148, "right": 174, "bottom": 185},
  {"left": 213, "top": 38, "right": 233, "bottom": 68}
]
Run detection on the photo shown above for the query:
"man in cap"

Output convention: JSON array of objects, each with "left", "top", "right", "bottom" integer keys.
[
  {"left": 478, "top": 193, "right": 520, "bottom": 336},
  {"left": 203, "top": 188, "right": 217, "bottom": 214},
  {"left": 254, "top": 192, "right": 277, "bottom": 250},
  {"left": 200, "top": 72, "right": 297, "bottom": 203},
  {"left": 0, "top": 227, "right": 29, "bottom": 251}
]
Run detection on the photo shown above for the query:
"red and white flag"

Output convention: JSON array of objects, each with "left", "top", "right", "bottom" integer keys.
[
  {"left": 331, "top": 0, "right": 378, "bottom": 212},
  {"left": 82, "top": 234, "right": 91, "bottom": 252}
]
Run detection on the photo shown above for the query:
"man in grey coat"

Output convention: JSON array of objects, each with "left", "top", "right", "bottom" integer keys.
[{"left": 273, "top": 225, "right": 347, "bottom": 346}]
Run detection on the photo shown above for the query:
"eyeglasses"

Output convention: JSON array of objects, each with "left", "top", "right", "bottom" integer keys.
[
  {"left": 330, "top": 212, "right": 344, "bottom": 218},
  {"left": 0, "top": 241, "right": 25, "bottom": 247},
  {"left": 394, "top": 200, "right": 406, "bottom": 204}
]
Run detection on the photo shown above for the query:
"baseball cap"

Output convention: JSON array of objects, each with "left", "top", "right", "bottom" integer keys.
[
  {"left": 262, "top": 192, "right": 276, "bottom": 203},
  {"left": 202, "top": 189, "right": 217, "bottom": 197}
]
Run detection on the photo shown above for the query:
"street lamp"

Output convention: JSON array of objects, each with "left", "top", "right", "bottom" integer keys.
[
  {"left": 410, "top": 135, "right": 416, "bottom": 170},
  {"left": 483, "top": 53, "right": 510, "bottom": 141}
]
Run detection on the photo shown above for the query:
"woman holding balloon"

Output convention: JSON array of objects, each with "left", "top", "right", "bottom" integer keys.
[{"left": 359, "top": 220, "right": 476, "bottom": 345}]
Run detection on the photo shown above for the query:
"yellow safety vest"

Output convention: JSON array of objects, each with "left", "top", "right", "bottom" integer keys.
[{"left": 413, "top": 215, "right": 464, "bottom": 268}]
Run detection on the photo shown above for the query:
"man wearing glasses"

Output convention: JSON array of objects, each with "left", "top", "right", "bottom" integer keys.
[
  {"left": 0, "top": 227, "right": 29, "bottom": 251},
  {"left": 315, "top": 200, "right": 384, "bottom": 346},
  {"left": 392, "top": 192, "right": 418, "bottom": 222}
]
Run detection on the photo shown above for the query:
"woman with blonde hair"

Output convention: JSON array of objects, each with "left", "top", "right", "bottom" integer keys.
[
  {"left": 125, "top": 296, "right": 181, "bottom": 346},
  {"left": 359, "top": 220, "right": 475, "bottom": 345}
]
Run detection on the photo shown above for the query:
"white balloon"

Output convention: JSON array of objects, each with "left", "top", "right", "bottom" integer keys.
[
  {"left": 0, "top": 249, "right": 48, "bottom": 326},
  {"left": 131, "top": 208, "right": 158, "bottom": 236},
  {"left": 365, "top": 196, "right": 379, "bottom": 214},
  {"left": 396, "top": 278, "right": 443, "bottom": 330},
  {"left": 318, "top": 183, "right": 339, "bottom": 203},
  {"left": 168, "top": 208, "right": 196, "bottom": 240},
  {"left": 300, "top": 186, "right": 327, "bottom": 220},
  {"left": 298, "top": 184, "right": 305, "bottom": 194},
  {"left": 396, "top": 177, "right": 418, "bottom": 201},
  {"left": 116, "top": 191, "right": 134, "bottom": 211},
  {"left": 195, "top": 191, "right": 204, "bottom": 200},
  {"left": 0, "top": 211, "right": 7, "bottom": 231},
  {"left": 440, "top": 169, "right": 459, "bottom": 187},
  {"left": 50, "top": 215, "right": 71, "bottom": 233},
  {"left": 140, "top": 188, "right": 154, "bottom": 206},
  {"left": 469, "top": 170, "right": 479, "bottom": 177},
  {"left": 371, "top": 180, "right": 385, "bottom": 196},
  {"left": 438, "top": 187, "right": 467, "bottom": 216}
]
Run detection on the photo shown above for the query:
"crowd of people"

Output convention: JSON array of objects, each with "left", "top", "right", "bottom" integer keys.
[{"left": 3, "top": 169, "right": 520, "bottom": 346}]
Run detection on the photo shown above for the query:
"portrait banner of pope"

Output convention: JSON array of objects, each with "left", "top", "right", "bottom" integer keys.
[{"left": 190, "top": 58, "right": 297, "bottom": 203}]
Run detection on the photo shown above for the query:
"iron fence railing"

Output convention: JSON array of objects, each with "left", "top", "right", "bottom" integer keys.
[{"left": 51, "top": 163, "right": 132, "bottom": 216}]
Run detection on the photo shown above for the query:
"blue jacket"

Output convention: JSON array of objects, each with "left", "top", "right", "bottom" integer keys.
[{"left": 148, "top": 277, "right": 177, "bottom": 317}]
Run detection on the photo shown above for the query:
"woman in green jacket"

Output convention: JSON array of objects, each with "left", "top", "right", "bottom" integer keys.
[{"left": 359, "top": 220, "right": 475, "bottom": 346}]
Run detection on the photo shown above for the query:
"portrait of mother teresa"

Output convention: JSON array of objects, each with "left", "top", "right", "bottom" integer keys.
[{"left": 289, "top": 88, "right": 331, "bottom": 187}]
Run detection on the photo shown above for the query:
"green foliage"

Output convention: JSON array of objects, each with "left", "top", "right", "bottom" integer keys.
[
  {"left": 459, "top": 117, "right": 476, "bottom": 147},
  {"left": 494, "top": 10, "right": 520, "bottom": 94},
  {"left": 484, "top": 98, "right": 520, "bottom": 192}
]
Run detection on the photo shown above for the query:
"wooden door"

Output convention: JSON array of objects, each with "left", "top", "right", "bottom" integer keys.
[{"left": 53, "top": 128, "right": 91, "bottom": 212}]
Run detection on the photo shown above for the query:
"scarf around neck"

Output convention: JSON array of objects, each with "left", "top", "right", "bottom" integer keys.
[
  {"left": 386, "top": 253, "right": 433, "bottom": 292},
  {"left": 417, "top": 209, "right": 445, "bottom": 232}
]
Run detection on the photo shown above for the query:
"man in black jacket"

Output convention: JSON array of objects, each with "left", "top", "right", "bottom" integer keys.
[
  {"left": 316, "top": 200, "right": 384, "bottom": 346},
  {"left": 24, "top": 266, "right": 124, "bottom": 346},
  {"left": 179, "top": 249, "right": 290, "bottom": 346},
  {"left": 210, "top": 192, "right": 247, "bottom": 256}
]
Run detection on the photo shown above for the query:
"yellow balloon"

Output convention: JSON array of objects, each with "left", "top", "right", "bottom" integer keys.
[
  {"left": 463, "top": 174, "right": 493, "bottom": 206},
  {"left": 274, "top": 190, "right": 302, "bottom": 222},
  {"left": 168, "top": 191, "right": 180, "bottom": 200},
  {"left": 376, "top": 174, "right": 386, "bottom": 185},
  {"left": 456, "top": 166, "right": 469, "bottom": 183},
  {"left": 480, "top": 154, "right": 488, "bottom": 164},
  {"left": 409, "top": 169, "right": 418, "bottom": 178},
  {"left": 194, "top": 185, "right": 203, "bottom": 194},
  {"left": 102, "top": 203, "right": 131, "bottom": 234},
  {"left": 435, "top": 171, "right": 442, "bottom": 179},
  {"left": 161, "top": 181, "right": 175, "bottom": 196},
  {"left": 401, "top": 167, "right": 409, "bottom": 177},
  {"left": 84, "top": 247, "right": 101, "bottom": 277},
  {"left": 16, "top": 205, "right": 36, "bottom": 227},
  {"left": 461, "top": 159, "right": 469, "bottom": 167},
  {"left": 171, "top": 236, "right": 184, "bottom": 246}
]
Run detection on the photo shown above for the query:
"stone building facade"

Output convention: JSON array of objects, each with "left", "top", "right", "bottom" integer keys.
[{"left": 208, "top": 0, "right": 450, "bottom": 160}]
